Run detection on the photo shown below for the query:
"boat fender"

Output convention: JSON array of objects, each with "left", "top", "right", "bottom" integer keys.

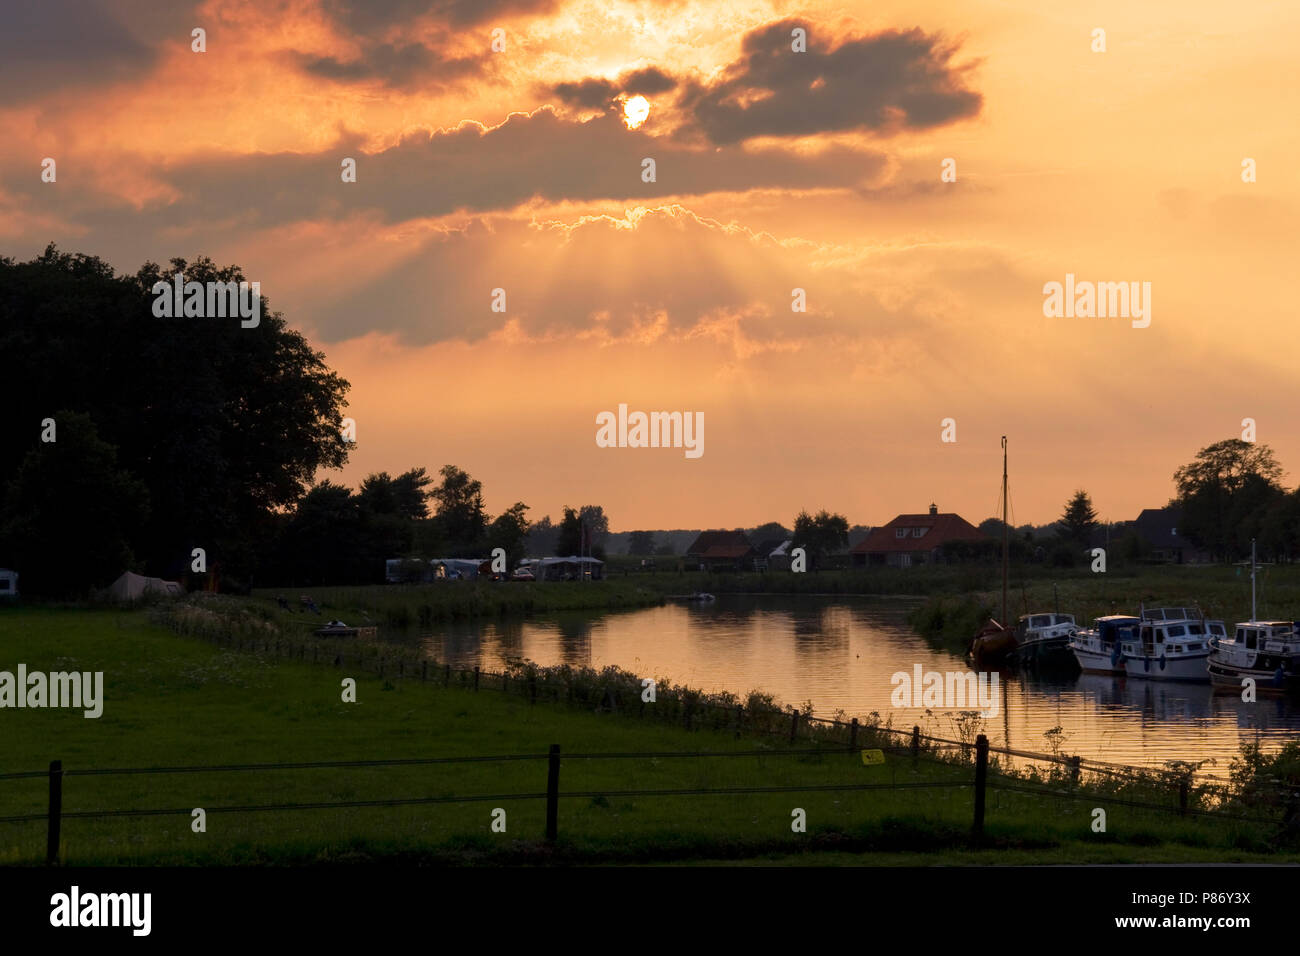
[
  {"left": 1143, "top": 656, "right": 1150, "bottom": 673},
  {"left": 1159, "top": 655, "right": 1166, "bottom": 671}
]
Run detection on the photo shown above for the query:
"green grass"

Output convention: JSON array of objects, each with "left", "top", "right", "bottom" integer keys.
[{"left": 0, "top": 604, "right": 1294, "bottom": 866}]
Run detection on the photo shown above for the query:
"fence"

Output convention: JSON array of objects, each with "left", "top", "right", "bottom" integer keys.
[{"left": 4, "top": 729, "right": 1293, "bottom": 865}]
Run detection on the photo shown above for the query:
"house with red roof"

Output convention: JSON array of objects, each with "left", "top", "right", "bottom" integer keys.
[
  {"left": 851, "top": 504, "right": 987, "bottom": 568},
  {"left": 685, "top": 530, "right": 758, "bottom": 571}
]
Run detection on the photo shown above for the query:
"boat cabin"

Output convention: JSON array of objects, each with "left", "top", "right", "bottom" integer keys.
[
  {"left": 1015, "top": 613, "right": 1076, "bottom": 641},
  {"left": 1226, "top": 621, "right": 1297, "bottom": 652},
  {"left": 1092, "top": 615, "right": 1140, "bottom": 645},
  {"left": 1133, "top": 619, "right": 1213, "bottom": 657}
]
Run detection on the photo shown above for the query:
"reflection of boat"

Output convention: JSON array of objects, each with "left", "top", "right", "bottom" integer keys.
[
  {"left": 1070, "top": 615, "right": 1139, "bottom": 674},
  {"left": 971, "top": 436, "right": 1016, "bottom": 669},
  {"left": 670, "top": 593, "right": 716, "bottom": 603},
  {"left": 315, "top": 620, "right": 359, "bottom": 637},
  {"left": 1118, "top": 607, "right": 1214, "bottom": 682},
  {"left": 1013, "top": 613, "right": 1078, "bottom": 669},
  {"left": 1208, "top": 542, "right": 1300, "bottom": 694}
]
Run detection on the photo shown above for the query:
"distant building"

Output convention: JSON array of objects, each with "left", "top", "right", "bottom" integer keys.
[
  {"left": 1132, "top": 507, "right": 1209, "bottom": 563},
  {"left": 685, "top": 530, "right": 757, "bottom": 571},
  {"left": 520, "top": 556, "right": 605, "bottom": 581},
  {"left": 851, "top": 504, "right": 986, "bottom": 568},
  {"left": 753, "top": 539, "right": 793, "bottom": 572}
]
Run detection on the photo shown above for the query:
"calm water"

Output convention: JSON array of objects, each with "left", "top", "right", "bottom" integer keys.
[{"left": 402, "top": 595, "right": 1300, "bottom": 776}]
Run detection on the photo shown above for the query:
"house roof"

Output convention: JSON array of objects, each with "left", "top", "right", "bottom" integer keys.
[
  {"left": 852, "top": 512, "right": 986, "bottom": 553},
  {"left": 753, "top": 538, "right": 792, "bottom": 557},
  {"left": 686, "top": 530, "right": 755, "bottom": 558},
  {"left": 1133, "top": 507, "right": 1191, "bottom": 548}
]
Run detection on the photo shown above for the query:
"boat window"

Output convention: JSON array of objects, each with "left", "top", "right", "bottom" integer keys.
[
  {"left": 1188, "top": 643, "right": 1202, "bottom": 652},
  {"left": 1210, "top": 623, "right": 1226, "bottom": 635},
  {"left": 1235, "top": 628, "right": 1246, "bottom": 641},
  {"left": 1155, "top": 630, "right": 1165, "bottom": 643},
  {"left": 1031, "top": 615, "right": 1051, "bottom": 628},
  {"left": 1167, "top": 624, "right": 1186, "bottom": 637},
  {"left": 1246, "top": 632, "right": 1257, "bottom": 650},
  {"left": 1187, "top": 623, "right": 1203, "bottom": 635}
]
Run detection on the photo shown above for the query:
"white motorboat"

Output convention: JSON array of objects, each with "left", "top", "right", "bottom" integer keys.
[
  {"left": 1069, "top": 615, "right": 1140, "bottom": 674},
  {"left": 1119, "top": 607, "right": 1215, "bottom": 682}
]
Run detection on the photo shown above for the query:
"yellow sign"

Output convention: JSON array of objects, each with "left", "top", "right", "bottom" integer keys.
[{"left": 860, "top": 749, "right": 885, "bottom": 766}]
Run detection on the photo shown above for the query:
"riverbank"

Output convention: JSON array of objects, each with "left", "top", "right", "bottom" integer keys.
[
  {"left": 906, "top": 564, "right": 1300, "bottom": 652},
  {"left": 2, "top": 604, "right": 1295, "bottom": 865}
]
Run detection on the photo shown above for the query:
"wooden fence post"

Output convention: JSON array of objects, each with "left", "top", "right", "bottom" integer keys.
[
  {"left": 546, "top": 744, "right": 561, "bottom": 843},
  {"left": 790, "top": 709, "right": 800, "bottom": 743},
  {"left": 911, "top": 725, "right": 921, "bottom": 759},
  {"left": 1179, "top": 778, "right": 1189, "bottom": 816},
  {"left": 422, "top": 660, "right": 428, "bottom": 682},
  {"left": 444, "top": 664, "right": 450, "bottom": 686},
  {"left": 849, "top": 717, "right": 859, "bottom": 750},
  {"left": 1070, "top": 755, "right": 1082, "bottom": 785},
  {"left": 473, "top": 666, "right": 480, "bottom": 691},
  {"left": 973, "top": 734, "right": 988, "bottom": 837},
  {"left": 47, "top": 760, "right": 62, "bottom": 866},
  {"left": 529, "top": 677, "right": 537, "bottom": 705}
]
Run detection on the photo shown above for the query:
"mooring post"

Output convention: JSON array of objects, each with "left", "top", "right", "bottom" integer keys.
[
  {"left": 546, "top": 744, "right": 561, "bottom": 843},
  {"left": 47, "top": 760, "right": 62, "bottom": 866},
  {"left": 973, "top": 734, "right": 988, "bottom": 837}
]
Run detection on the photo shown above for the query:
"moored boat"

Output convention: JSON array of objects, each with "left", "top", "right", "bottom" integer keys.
[
  {"left": 1013, "top": 612, "right": 1078, "bottom": 668},
  {"left": 1069, "top": 615, "right": 1139, "bottom": 674},
  {"left": 1208, "top": 620, "right": 1300, "bottom": 694},
  {"left": 1207, "top": 540, "right": 1300, "bottom": 694},
  {"left": 314, "top": 620, "right": 359, "bottom": 637},
  {"left": 970, "top": 436, "right": 1018, "bottom": 669},
  {"left": 1119, "top": 607, "right": 1215, "bottom": 682}
]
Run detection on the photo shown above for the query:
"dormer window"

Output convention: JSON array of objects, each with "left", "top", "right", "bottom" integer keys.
[
  {"left": 912, "top": 527, "right": 927, "bottom": 538},
  {"left": 896, "top": 528, "right": 908, "bottom": 539}
]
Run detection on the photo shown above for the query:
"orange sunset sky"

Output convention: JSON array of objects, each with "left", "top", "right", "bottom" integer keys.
[{"left": 4, "top": 0, "right": 1297, "bottom": 532}]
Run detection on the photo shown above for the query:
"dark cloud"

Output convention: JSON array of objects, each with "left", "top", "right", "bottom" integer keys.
[
  {"left": 680, "top": 19, "right": 982, "bottom": 144},
  {"left": 553, "top": 67, "right": 678, "bottom": 109},
  {"left": 320, "top": 0, "right": 561, "bottom": 32},
  {"left": 295, "top": 42, "right": 484, "bottom": 90},
  {"left": 553, "top": 78, "right": 620, "bottom": 109},
  {"left": 0, "top": 0, "right": 157, "bottom": 97},
  {"left": 2, "top": 109, "right": 887, "bottom": 235}
]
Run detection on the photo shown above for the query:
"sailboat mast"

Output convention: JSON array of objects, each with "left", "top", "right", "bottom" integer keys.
[
  {"left": 1001, "top": 436, "right": 1008, "bottom": 627},
  {"left": 1251, "top": 537, "right": 1257, "bottom": 623}
]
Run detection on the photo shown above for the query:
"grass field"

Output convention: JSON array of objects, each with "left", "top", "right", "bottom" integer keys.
[{"left": 1, "top": 604, "right": 1296, "bottom": 865}]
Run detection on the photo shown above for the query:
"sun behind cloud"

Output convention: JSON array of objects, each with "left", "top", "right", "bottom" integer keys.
[{"left": 622, "top": 94, "right": 650, "bottom": 129}]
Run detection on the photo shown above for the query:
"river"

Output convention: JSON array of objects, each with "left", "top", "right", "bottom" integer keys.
[{"left": 403, "top": 594, "right": 1300, "bottom": 776}]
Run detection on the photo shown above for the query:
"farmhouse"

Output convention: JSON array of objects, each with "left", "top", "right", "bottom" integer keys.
[
  {"left": 851, "top": 504, "right": 985, "bottom": 568},
  {"left": 685, "top": 530, "right": 757, "bottom": 571}
]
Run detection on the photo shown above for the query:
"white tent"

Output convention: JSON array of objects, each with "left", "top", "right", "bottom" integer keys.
[{"left": 108, "top": 571, "right": 183, "bottom": 602}]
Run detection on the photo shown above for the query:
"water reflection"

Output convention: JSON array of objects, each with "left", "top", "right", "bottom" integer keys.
[{"left": 399, "top": 594, "right": 1300, "bottom": 775}]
